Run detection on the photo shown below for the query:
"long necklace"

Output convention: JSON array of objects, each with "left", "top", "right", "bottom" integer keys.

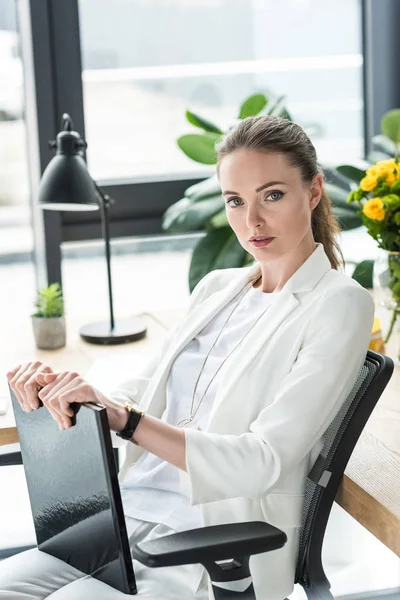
[{"left": 176, "top": 275, "right": 271, "bottom": 430}]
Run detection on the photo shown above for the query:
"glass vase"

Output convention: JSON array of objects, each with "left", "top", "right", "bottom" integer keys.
[{"left": 372, "top": 248, "right": 400, "bottom": 366}]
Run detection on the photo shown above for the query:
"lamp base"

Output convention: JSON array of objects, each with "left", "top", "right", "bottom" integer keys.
[{"left": 79, "top": 317, "right": 147, "bottom": 345}]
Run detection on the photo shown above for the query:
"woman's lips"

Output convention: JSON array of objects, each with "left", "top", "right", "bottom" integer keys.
[{"left": 250, "top": 237, "right": 274, "bottom": 247}]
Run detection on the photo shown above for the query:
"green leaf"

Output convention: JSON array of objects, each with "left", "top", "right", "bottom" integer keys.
[
  {"left": 238, "top": 94, "right": 267, "bottom": 119},
  {"left": 32, "top": 282, "right": 64, "bottom": 318},
  {"left": 185, "top": 110, "right": 223, "bottom": 134},
  {"left": 280, "top": 108, "right": 292, "bottom": 120},
  {"left": 267, "top": 95, "right": 288, "bottom": 118},
  {"left": 390, "top": 181, "right": 400, "bottom": 195},
  {"left": 323, "top": 166, "right": 353, "bottom": 190},
  {"left": 381, "top": 110, "right": 400, "bottom": 146},
  {"left": 336, "top": 165, "right": 366, "bottom": 184},
  {"left": 333, "top": 206, "right": 363, "bottom": 231},
  {"left": 188, "top": 227, "right": 248, "bottom": 292},
  {"left": 161, "top": 197, "right": 191, "bottom": 231},
  {"left": 162, "top": 195, "right": 224, "bottom": 232},
  {"left": 325, "top": 183, "right": 360, "bottom": 212},
  {"left": 185, "top": 174, "right": 221, "bottom": 201},
  {"left": 351, "top": 259, "right": 374, "bottom": 289},
  {"left": 325, "top": 182, "right": 350, "bottom": 203},
  {"left": 177, "top": 133, "right": 220, "bottom": 164},
  {"left": 209, "top": 208, "right": 228, "bottom": 228}
]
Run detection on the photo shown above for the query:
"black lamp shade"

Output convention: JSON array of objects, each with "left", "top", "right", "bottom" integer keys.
[{"left": 39, "top": 152, "right": 99, "bottom": 212}]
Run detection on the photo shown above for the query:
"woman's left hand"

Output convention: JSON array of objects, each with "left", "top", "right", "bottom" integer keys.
[{"left": 35, "top": 371, "right": 104, "bottom": 430}]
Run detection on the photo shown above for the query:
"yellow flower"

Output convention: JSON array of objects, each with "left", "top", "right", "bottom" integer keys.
[
  {"left": 385, "top": 170, "right": 397, "bottom": 184},
  {"left": 360, "top": 174, "right": 378, "bottom": 191},
  {"left": 363, "top": 197, "right": 386, "bottom": 221},
  {"left": 366, "top": 159, "right": 400, "bottom": 184},
  {"left": 366, "top": 164, "right": 381, "bottom": 176}
]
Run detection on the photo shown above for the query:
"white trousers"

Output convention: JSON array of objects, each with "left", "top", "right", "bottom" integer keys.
[{"left": 0, "top": 516, "right": 210, "bottom": 600}]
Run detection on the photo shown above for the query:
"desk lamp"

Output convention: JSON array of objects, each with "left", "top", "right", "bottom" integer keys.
[{"left": 38, "top": 113, "right": 147, "bottom": 345}]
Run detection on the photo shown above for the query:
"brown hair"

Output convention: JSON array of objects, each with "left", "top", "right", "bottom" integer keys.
[{"left": 215, "top": 115, "right": 344, "bottom": 271}]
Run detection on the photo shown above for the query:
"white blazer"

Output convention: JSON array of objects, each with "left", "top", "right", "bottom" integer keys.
[{"left": 110, "top": 242, "right": 375, "bottom": 600}]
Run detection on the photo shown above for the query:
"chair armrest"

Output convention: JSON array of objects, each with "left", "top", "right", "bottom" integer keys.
[
  {"left": 0, "top": 451, "right": 23, "bottom": 467},
  {"left": 131, "top": 521, "right": 287, "bottom": 568}
]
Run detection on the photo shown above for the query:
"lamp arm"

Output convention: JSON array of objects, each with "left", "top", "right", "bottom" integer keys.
[{"left": 93, "top": 181, "right": 116, "bottom": 332}]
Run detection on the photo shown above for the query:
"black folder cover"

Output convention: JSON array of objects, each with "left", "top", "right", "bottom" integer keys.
[{"left": 9, "top": 386, "right": 136, "bottom": 594}]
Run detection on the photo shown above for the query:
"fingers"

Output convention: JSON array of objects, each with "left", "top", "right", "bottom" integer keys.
[
  {"left": 6, "top": 362, "right": 53, "bottom": 412},
  {"left": 27, "top": 364, "right": 53, "bottom": 410},
  {"left": 6, "top": 364, "right": 29, "bottom": 410},
  {"left": 37, "top": 372, "right": 80, "bottom": 429},
  {"left": 37, "top": 372, "right": 71, "bottom": 427},
  {"left": 36, "top": 373, "right": 64, "bottom": 424},
  {"left": 6, "top": 365, "right": 88, "bottom": 431}
]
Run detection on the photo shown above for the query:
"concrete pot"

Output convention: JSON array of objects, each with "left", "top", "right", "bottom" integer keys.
[{"left": 31, "top": 316, "right": 66, "bottom": 350}]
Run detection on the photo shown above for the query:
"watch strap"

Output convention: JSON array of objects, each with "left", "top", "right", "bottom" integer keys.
[{"left": 116, "top": 403, "right": 144, "bottom": 441}]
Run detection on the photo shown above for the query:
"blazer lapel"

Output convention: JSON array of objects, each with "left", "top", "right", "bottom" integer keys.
[{"left": 139, "top": 242, "right": 332, "bottom": 418}]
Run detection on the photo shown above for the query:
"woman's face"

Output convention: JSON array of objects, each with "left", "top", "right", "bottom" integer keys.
[{"left": 218, "top": 149, "right": 322, "bottom": 260}]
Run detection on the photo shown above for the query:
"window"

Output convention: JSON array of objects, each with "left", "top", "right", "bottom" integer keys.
[
  {"left": 0, "top": 0, "right": 31, "bottom": 260},
  {"left": 78, "top": 0, "right": 363, "bottom": 181}
]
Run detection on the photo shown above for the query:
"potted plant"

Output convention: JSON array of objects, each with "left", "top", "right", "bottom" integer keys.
[
  {"left": 162, "top": 92, "right": 362, "bottom": 293},
  {"left": 31, "top": 283, "right": 66, "bottom": 350}
]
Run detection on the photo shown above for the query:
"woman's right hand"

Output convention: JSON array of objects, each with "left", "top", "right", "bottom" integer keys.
[{"left": 6, "top": 361, "right": 54, "bottom": 412}]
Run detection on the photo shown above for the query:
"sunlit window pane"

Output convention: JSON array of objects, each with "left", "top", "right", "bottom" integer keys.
[
  {"left": 0, "top": 0, "right": 31, "bottom": 260},
  {"left": 78, "top": 0, "right": 363, "bottom": 181}
]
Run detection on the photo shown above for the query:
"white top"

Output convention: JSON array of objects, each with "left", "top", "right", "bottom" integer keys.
[{"left": 120, "top": 281, "right": 281, "bottom": 531}]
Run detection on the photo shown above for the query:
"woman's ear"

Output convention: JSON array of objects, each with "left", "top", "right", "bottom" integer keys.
[{"left": 310, "top": 173, "right": 323, "bottom": 209}]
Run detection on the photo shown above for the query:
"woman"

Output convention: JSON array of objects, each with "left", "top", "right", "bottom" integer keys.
[{"left": 3, "top": 115, "right": 375, "bottom": 600}]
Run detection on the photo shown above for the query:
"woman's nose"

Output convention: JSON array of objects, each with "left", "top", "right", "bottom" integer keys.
[{"left": 245, "top": 208, "right": 265, "bottom": 229}]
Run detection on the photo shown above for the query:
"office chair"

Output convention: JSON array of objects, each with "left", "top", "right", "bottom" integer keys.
[{"left": 131, "top": 350, "right": 394, "bottom": 600}]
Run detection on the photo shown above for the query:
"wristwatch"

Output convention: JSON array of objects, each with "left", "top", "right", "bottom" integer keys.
[{"left": 116, "top": 402, "right": 145, "bottom": 441}]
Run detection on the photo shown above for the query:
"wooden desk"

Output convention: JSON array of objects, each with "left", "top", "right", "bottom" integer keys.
[{"left": 1, "top": 302, "right": 400, "bottom": 559}]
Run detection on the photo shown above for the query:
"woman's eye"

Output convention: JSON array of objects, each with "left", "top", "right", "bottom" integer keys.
[
  {"left": 226, "top": 197, "right": 242, "bottom": 207},
  {"left": 266, "top": 191, "right": 284, "bottom": 202}
]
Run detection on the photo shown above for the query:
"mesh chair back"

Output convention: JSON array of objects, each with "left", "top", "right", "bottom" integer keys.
[{"left": 294, "top": 350, "right": 394, "bottom": 591}]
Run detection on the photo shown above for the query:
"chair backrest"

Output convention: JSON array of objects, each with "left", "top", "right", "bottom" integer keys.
[{"left": 294, "top": 349, "right": 394, "bottom": 592}]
